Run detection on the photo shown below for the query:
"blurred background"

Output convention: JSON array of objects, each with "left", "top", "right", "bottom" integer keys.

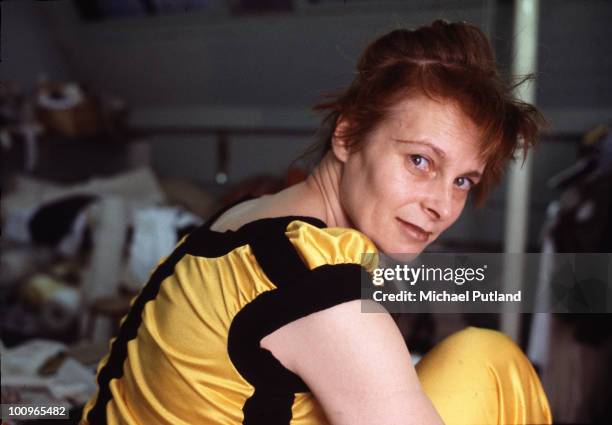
[{"left": 1, "top": 0, "right": 611, "bottom": 424}]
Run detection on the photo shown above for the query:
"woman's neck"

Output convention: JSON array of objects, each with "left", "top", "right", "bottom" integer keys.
[
  {"left": 210, "top": 152, "right": 352, "bottom": 232},
  {"left": 299, "top": 151, "right": 352, "bottom": 228}
]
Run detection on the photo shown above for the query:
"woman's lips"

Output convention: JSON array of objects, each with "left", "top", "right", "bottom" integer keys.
[{"left": 396, "top": 218, "right": 431, "bottom": 242}]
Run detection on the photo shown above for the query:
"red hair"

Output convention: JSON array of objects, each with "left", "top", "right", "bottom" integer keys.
[{"left": 308, "top": 20, "right": 546, "bottom": 207}]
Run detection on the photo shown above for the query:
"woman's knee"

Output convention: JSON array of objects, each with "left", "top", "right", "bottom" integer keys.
[
  {"left": 436, "top": 326, "right": 524, "bottom": 363},
  {"left": 416, "top": 326, "right": 535, "bottom": 385},
  {"left": 416, "top": 326, "right": 552, "bottom": 424}
]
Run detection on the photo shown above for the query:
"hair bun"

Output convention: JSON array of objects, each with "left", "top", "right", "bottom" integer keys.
[{"left": 358, "top": 20, "right": 497, "bottom": 78}]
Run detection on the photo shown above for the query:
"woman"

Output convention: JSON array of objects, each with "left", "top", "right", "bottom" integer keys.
[{"left": 81, "top": 20, "right": 552, "bottom": 425}]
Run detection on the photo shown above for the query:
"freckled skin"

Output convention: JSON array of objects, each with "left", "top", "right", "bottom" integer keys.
[{"left": 335, "top": 95, "right": 485, "bottom": 255}]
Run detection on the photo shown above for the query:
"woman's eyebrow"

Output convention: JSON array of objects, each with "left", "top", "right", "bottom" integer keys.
[
  {"left": 462, "top": 170, "right": 483, "bottom": 180},
  {"left": 393, "top": 139, "right": 446, "bottom": 159}
]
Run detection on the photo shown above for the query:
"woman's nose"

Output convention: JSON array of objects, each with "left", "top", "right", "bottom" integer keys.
[{"left": 422, "top": 185, "right": 453, "bottom": 221}]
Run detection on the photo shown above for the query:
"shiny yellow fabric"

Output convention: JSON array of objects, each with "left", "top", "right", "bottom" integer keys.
[
  {"left": 416, "top": 327, "right": 552, "bottom": 425},
  {"left": 285, "top": 221, "right": 378, "bottom": 271},
  {"left": 81, "top": 220, "right": 372, "bottom": 425},
  {"left": 83, "top": 245, "right": 268, "bottom": 425},
  {"left": 81, "top": 220, "right": 551, "bottom": 425}
]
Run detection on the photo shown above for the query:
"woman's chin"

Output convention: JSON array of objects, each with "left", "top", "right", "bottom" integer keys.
[{"left": 379, "top": 243, "right": 425, "bottom": 262}]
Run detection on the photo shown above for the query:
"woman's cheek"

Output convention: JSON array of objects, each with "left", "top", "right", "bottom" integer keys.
[
  {"left": 442, "top": 198, "right": 467, "bottom": 230},
  {"left": 403, "top": 175, "right": 433, "bottom": 198}
]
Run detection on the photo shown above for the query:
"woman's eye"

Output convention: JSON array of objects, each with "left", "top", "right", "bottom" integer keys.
[
  {"left": 455, "top": 176, "right": 474, "bottom": 190},
  {"left": 409, "top": 154, "right": 430, "bottom": 171}
]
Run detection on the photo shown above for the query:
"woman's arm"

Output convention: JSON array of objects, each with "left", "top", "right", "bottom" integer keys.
[{"left": 261, "top": 299, "right": 445, "bottom": 425}]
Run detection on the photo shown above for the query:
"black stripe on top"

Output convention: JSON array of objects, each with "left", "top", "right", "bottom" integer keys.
[
  {"left": 228, "top": 221, "right": 367, "bottom": 425},
  {"left": 86, "top": 240, "right": 192, "bottom": 424}
]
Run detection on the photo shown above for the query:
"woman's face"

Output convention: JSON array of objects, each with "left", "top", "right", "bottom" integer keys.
[{"left": 335, "top": 95, "right": 486, "bottom": 254}]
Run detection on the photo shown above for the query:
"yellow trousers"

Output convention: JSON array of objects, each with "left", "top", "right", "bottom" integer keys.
[{"left": 416, "top": 327, "right": 552, "bottom": 425}]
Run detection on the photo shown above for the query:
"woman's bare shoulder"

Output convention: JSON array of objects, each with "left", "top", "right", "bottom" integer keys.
[
  {"left": 208, "top": 196, "right": 266, "bottom": 233},
  {"left": 209, "top": 183, "right": 323, "bottom": 233}
]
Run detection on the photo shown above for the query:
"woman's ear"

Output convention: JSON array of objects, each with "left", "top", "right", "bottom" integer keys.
[{"left": 331, "top": 116, "right": 353, "bottom": 163}]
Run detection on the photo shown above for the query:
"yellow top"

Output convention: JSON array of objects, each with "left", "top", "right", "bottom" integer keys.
[
  {"left": 80, "top": 200, "right": 552, "bottom": 425},
  {"left": 80, "top": 211, "right": 377, "bottom": 425}
]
